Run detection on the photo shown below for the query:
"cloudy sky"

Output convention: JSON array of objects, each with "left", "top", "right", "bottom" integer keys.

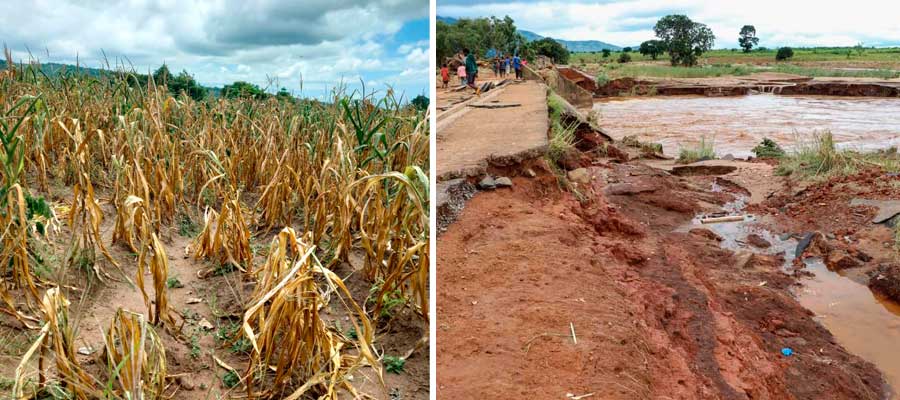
[
  {"left": 438, "top": 0, "right": 900, "bottom": 48},
  {"left": 1, "top": 0, "right": 429, "bottom": 100}
]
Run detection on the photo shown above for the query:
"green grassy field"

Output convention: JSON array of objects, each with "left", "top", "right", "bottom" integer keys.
[
  {"left": 591, "top": 63, "right": 900, "bottom": 79},
  {"left": 572, "top": 47, "right": 900, "bottom": 65},
  {"left": 573, "top": 47, "right": 900, "bottom": 79}
]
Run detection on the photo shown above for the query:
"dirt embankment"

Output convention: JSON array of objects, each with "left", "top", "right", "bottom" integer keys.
[
  {"left": 437, "top": 153, "right": 889, "bottom": 399},
  {"left": 591, "top": 75, "right": 900, "bottom": 98}
]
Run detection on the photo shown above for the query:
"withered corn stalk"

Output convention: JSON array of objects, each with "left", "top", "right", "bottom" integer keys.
[
  {"left": 13, "top": 287, "right": 101, "bottom": 399},
  {"left": 103, "top": 308, "right": 168, "bottom": 400},
  {"left": 242, "top": 228, "right": 380, "bottom": 399},
  {"left": 191, "top": 189, "right": 253, "bottom": 273}
]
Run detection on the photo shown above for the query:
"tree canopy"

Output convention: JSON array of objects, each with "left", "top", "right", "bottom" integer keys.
[
  {"left": 222, "top": 81, "right": 267, "bottom": 99},
  {"left": 524, "top": 37, "right": 570, "bottom": 64},
  {"left": 410, "top": 95, "right": 429, "bottom": 112},
  {"left": 639, "top": 40, "right": 665, "bottom": 60},
  {"left": 436, "top": 16, "right": 528, "bottom": 63},
  {"left": 152, "top": 64, "right": 207, "bottom": 100},
  {"left": 776, "top": 47, "right": 794, "bottom": 61},
  {"left": 738, "top": 25, "right": 759, "bottom": 53},
  {"left": 653, "top": 15, "right": 715, "bottom": 66}
]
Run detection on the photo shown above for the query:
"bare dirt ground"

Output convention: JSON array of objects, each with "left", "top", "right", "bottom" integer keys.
[
  {"left": 0, "top": 184, "right": 429, "bottom": 400},
  {"left": 437, "top": 156, "right": 893, "bottom": 399}
]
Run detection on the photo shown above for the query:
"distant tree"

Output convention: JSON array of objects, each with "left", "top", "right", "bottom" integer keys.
[
  {"left": 639, "top": 40, "right": 665, "bottom": 60},
  {"left": 223, "top": 81, "right": 267, "bottom": 99},
  {"left": 275, "top": 87, "right": 294, "bottom": 101},
  {"left": 617, "top": 52, "right": 632, "bottom": 63},
  {"left": 738, "top": 25, "right": 759, "bottom": 53},
  {"left": 152, "top": 64, "right": 172, "bottom": 84},
  {"left": 602, "top": 49, "right": 611, "bottom": 58},
  {"left": 410, "top": 95, "right": 429, "bottom": 112},
  {"left": 775, "top": 47, "right": 794, "bottom": 61},
  {"left": 170, "top": 70, "right": 207, "bottom": 100},
  {"left": 436, "top": 16, "right": 526, "bottom": 63},
  {"left": 622, "top": 46, "right": 632, "bottom": 53},
  {"left": 525, "top": 37, "right": 570, "bottom": 64},
  {"left": 152, "top": 65, "right": 206, "bottom": 100},
  {"left": 854, "top": 42, "right": 866, "bottom": 57},
  {"left": 654, "top": 14, "right": 715, "bottom": 66}
]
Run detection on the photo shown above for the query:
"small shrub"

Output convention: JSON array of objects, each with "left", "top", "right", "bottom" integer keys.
[
  {"left": 384, "top": 355, "right": 406, "bottom": 374},
  {"left": 222, "top": 370, "right": 240, "bottom": 388},
  {"left": 617, "top": 52, "right": 632, "bottom": 63},
  {"left": 677, "top": 136, "right": 716, "bottom": 164},
  {"left": 752, "top": 138, "right": 785, "bottom": 158},
  {"left": 177, "top": 213, "right": 198, "bottom": 237},
  {"left": 546, "top": 94, "right": 577, "bottom": 164},
  {"left": 776, "top": 47, "right": 794, "bottom": 61},
  {"left": 595, "top": 72, "right": 609, "bottom": 87},
  {"left": 771, "top": 131, "right": 894, "bottom": 178},
  {"left": 166, "top": 276, "right": 183, "bottom": 288}
]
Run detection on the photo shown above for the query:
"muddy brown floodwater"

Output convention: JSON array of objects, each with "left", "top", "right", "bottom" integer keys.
[{"left": 596, "top": 95, "right": 900, "bottom": 158}]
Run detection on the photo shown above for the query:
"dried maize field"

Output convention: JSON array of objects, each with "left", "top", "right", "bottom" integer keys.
[{"left": 0, "top": 56, "right": 429, "bottom": 400}]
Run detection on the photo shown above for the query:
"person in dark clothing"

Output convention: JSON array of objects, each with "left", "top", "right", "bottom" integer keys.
[
  {"left": 513, "top": 54, "right": 522, "bottom": 80},
  {"left": 463, "top": 48, "right": 480, "bottom": 95}
]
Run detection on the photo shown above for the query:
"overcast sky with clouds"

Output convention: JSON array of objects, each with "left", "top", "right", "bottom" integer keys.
[
  {"left": 1, "top": 0, "right": 429, "bottom": 100},
  {"left": 439, "top": 0, "right": 900, "bottom": 49}
]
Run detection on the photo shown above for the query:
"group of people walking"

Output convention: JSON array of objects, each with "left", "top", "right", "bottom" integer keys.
[
  {"left": 492, "top": 54, "right": 523, "bottom": 79},
  {"left": 440, "top": 49, "right": 525, "bottom": 94}
]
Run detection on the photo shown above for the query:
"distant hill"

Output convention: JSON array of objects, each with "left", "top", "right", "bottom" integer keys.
[
  {"left": 1, "top": 62, "right": 227, "bottom": 95},
  {"left": 0, "top": 62, "right": 110, "bottom": 78},
  {"left": 521, "top": 30, "right": 621, "bottom": 52},
  {"left": 438, "top": 15, "right": 622, "bottom": 52}
]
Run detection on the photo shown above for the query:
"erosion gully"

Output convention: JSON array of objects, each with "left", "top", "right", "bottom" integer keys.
[
  {"left": 595, "top": 91, "right": 900, "bottom": 397},
  {"left": 678, "top": 185, "right": 900, "bottom": 399},
  {"left": 596, "top": 94, "right": 900, "bottom": 158}
]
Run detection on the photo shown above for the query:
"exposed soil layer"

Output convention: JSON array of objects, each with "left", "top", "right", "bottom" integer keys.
[
  {"left": 595, "top": 76, "right": 900, "bottom": 98},
  {"left": 437, "top": 156, "right": 889, "bottom": 399}
]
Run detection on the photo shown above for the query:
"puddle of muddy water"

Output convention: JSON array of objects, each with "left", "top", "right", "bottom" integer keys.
[
  {"left": 596, "top": 94, "right": 900, "bottom": 158},
  {"left": 678, "top": 191, "right": 900, "bottom": 398},
  {"left": 797, "top": 258, "right": 900, "bottom": 399}
]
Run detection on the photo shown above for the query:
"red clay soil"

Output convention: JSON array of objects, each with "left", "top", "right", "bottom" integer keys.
[
  {"left": 752, "top": 167, "right": 900, "bottom": 302},
  {"left": 437, "top": 159, "right": 887, "bottom": 399}
]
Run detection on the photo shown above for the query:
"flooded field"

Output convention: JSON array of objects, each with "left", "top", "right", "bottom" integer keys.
[{"left": 596, "top": 95, "right": 900, "bottom": 158}]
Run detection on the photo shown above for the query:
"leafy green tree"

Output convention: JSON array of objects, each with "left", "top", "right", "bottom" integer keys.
[
  {"left": 170, "top": 70, "right": 207, "bottom": 100},
  {"left": 410, "top": 95, "right": 429, "bottom": 112},
  {"left": 524, "top": 37, "right": 569, "bottom": 64},
  {"left": 152, "top": 65, "right": 206, "bottom": 100},
  {"left": 622, "top": 47, "right": 632, "bottom": 53},
  {"left": 601, "top": 49, "right": 611, "bottom": 58},
  {"left": 775, "top": 47, "right": 794, "bottom": 61},
  {"left": 436, "top": 16, "right": 527, "bottom": 63},
  {"left": 222, "top": 81, "right": 267, "bottom": 99},
  {"left": 638, "top": 40, "right": 665, "bottom": 60},
  {"left": 738, "top": 25, "right": 759, "bottom": 53},
  {"left": 152, "top": 64, "right": 172, "bottom": 84},
  {"left": 653, "top": 14, "right": 715, "bottom": 66}
]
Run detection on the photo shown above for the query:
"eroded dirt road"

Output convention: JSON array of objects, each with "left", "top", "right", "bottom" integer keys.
[{"left": 437, "top": 158, "right": 892, "bottom": 399}]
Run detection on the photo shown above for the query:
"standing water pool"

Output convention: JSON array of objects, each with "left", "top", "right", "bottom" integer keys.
[{"left": 595, "top": 95, "right": 900, "bottom": 158}]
